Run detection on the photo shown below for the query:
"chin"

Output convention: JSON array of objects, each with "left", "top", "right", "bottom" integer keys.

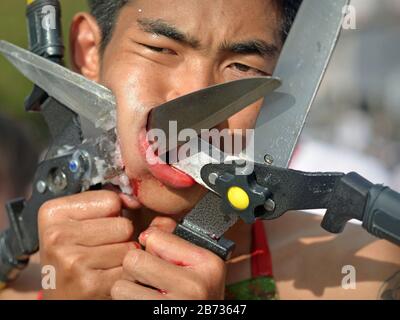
[{"left": 134, "top": 176, "right": 207, "bottom": 215}]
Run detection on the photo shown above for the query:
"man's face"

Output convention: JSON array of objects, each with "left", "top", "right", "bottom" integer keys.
[{"left": 73, "top": 0, "right": 282, "bottom": 215}]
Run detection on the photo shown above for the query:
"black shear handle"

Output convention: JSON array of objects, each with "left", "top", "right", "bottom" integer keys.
[
  {"left": 0, "top": 154, "right": 84, "bottom": 285},
  {"left": 363, "top": 185, "right": 400, "bottom": 245},
  {"left": 322, "top": 172, "right": 400, "bottom": 246}
]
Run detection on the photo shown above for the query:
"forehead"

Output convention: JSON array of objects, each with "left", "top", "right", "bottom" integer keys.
[{"left": 119, "top": 0, "right": 282, "bottom": 46}]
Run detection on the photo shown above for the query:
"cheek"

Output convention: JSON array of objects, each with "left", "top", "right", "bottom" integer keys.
[
  {"left": 99, "top": 58, "right": 169, "bottom": 177},
  {"left": 228, "top": 102, "right": 262, "bottom": 130},
  {"left": 100, "top": 50, "right": 171, "bottom": 110}
]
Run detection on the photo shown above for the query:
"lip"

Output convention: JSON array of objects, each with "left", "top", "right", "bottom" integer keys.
[{"left": 138, "top": 130, "right": 196, "bottom": 189}]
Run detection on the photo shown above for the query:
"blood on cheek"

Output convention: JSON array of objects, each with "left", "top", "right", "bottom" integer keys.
[{"left": 129, "top": 174, "right": 167, "bottom": 198}]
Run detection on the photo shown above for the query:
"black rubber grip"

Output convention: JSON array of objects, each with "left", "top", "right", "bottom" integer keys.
[{"left": 363, "top": 185, "right": 400, "bottom": 246}]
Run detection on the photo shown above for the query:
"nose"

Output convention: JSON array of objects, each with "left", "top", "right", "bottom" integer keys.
[{"left": 165, "top": 61, "right": 217, "bottom": 102}]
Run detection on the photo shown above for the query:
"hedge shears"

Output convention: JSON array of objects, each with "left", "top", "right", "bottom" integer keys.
[{"left": 1, "top": 0, "right": 399, "bottom": 289}]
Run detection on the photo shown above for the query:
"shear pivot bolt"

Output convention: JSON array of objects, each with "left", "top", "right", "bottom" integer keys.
[
  {"left": 208, "top": 173, "right": 219, "bottom": 185},
  {"left": 49, "top": 169, "right": 68, "bottom": 192},
  {"left": 264, "top": 154, "right": 274, "bottom": 165},
  {"left": 36, "top": 180, "right": 47, "bottom": 194},
  {"left": 264, "top": 199, "right": 276, "bottom": 212},
  {"left": 69, "top": 160, "right": 80, "bottom": 173}
]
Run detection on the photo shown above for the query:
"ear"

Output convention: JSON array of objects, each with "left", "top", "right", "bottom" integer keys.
[{"left": 69, "top": 13, "right": 102, "bottom": 81}]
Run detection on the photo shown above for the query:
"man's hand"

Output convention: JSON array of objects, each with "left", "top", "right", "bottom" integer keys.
[
  {"left": 38, "top": 190, "right": 137, "bottom": 299},
  {"left": 111, "top": 217, "right": 227, "bottom": 300}
]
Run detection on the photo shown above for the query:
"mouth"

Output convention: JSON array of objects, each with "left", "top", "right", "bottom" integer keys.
[{"left": 138, "top": 129, "right": 196, "bottom": 189}]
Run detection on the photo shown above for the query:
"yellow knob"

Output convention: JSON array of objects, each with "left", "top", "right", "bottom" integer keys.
[
  {"left": 227, "top": 186, "right": 250, "bottom": 211},
  {"left": 27, "top": 0, "right": 35, "bottom": 4}
]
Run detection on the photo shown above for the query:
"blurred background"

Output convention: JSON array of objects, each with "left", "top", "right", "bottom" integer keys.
[
  {"left": 0, "top": 0, "right": 87, "bottom": 146},
  {"left": 287, "top": 0, "right": 400, "bottom": 192},
  {"left": 0, "top": 0, "right": 399, "bottom": 225}
]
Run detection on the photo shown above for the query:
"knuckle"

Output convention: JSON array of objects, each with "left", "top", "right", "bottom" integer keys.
[
  {"left": 150, "top": 217, "right": 176, "bottom": 231},
  {"left": 38, "top": 200, "right": 59, "bottom": 223},
  {"left": 188, "top": 247, "right": 208, "bottom": 263},
  {"left": 41, "top": 225, "right": 64, "bottom": 247},
  {"left": 102, "top": 191, "right": 122, "bottom": 213},
  {"left": 115, "top": 218, "right": 134, "bottom": 238},
  {"left": 191, "top": 246, "right": 224, "bottom": 271},
  {"left": 206, "top": 255, "right": 225, "bottom": 274},
  {"left": 144, "top": 228, "right": 162, "bottom": 247},
  {"left": 61, "top": 252, "right": 85, "bottom": 273},
  {"left": 123, "top": 250, "right": 142, "bottom": 273}
]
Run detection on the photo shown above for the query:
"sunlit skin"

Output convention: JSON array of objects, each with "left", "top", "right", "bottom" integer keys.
[
  {"left": 2, "top": 0, "right": 400, "bottom": 301},
  {"left": 97, "top": 0, "right": 281, "bottom": 214},
  {"left": 38, "top": 0, "right": 283, "bottom": 299}
]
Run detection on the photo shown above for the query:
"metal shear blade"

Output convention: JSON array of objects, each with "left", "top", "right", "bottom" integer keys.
[{"left": 0, "top": 40, "right": 281, "bottom": 143}]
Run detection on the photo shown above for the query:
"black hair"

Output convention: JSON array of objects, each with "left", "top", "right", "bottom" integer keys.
[
  {"left": 279, "top": 0, "right": 303, "bottom": 41},
  {"left": 87, "top": 0, "right": 303, "bottom": 53}
]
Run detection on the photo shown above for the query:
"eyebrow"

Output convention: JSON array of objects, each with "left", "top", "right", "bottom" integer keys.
[
  {"left": 137, "top": 18, "right": 279, "bottom": 59},
  {"left": 220, "top": 40, "right": 279, "bottom": 59},
  {"left": 137, "top": 18, "right": 201, "bottom": 49}
]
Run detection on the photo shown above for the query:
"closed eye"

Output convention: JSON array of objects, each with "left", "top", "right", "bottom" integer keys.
[{"left": 140, "top": 43, "right": 177, "bottom": 55}]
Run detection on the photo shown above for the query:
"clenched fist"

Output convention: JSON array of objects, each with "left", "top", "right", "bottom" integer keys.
[
  {"left": 38, "top": 190, "right": 137, "bottom": 299},
  {"left": 111, "top": 217, "right": 227, "bottom": 300}
]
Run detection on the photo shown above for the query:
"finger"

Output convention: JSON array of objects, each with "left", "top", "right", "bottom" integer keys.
[
  {"left": 85, "top": 242, "right": 141, "bottom": 269},
  {"left": 139, "top": 230, "right": 226, "bottom": 300},
  {"left": 39, "top": 190, "right": 122, "bottom": 224},
  {"left": 44, "top": 217, "right": 134, "bottom": 247},
  {"left": 121, "top": 249, "right": 188, "bottom": 291},
  {"left": 103, "top": 183, "right": 142, "bottom": 210},
  {"left": 149, "top": 216, "right": 177, "bottom": 233},
  {"left": 111, "top": 279, "right": 168, "bottom": 300},
  {"left": 140, "top": 227, "right": 218, "bottom": 267},
  {"left": 75, "top": 217, "right": 134, "bottom": 246},
  {"left": 91, "top": 267, "right": 124, "bottom": 299}
]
